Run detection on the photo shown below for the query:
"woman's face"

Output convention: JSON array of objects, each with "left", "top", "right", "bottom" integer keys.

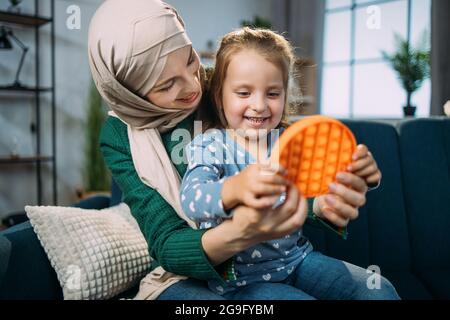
[{"left": 146, "top": 45, "right": 202, "bottom": 110}]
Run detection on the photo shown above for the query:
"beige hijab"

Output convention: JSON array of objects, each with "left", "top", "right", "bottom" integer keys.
[{"left": 88, "top": 0, "right": 199, "bottom": 299}]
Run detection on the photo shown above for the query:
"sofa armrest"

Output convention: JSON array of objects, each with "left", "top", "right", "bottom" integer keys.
[
  {"left": 0, "top": 221, "right": 63, "bottom": 300},
  {"left": 0, "top": 195, "right": 113, "bottom": 300}
]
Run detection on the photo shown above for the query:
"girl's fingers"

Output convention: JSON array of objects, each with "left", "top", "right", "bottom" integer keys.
[
  {"left": 274, "top": 195, "right": 308, "bottom": 234},
  {"left": 259, "top": 173, "right": 290, "bottom": 186},
  {"left": 259, "top": 162, "right": 287, "bottom": 176},
  {"left": 276, "top": 184, "right": 299, "bottom": 217},
  {"left": 252, "top": 182, "right": 286, "bottom": 196},
  {"left": 249, "top": 195, "right": 280, "bottom": 209}
]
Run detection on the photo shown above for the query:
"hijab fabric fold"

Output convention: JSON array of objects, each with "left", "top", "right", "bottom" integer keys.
[{"left": 88, "top": 0, "right": 199, "bottom": 299}]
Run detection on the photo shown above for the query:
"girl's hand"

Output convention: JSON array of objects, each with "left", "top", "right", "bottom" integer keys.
[
  {"left": 202, "top": 184, "right": 307, "bottom": 265},
  {"left": 347, "top": 144, "right": 382, "bottom": 187},
  {"left": 222, "top": 163, "right": 290, "bottom": 210},
  {"left": 231, "top": 184, "right": 308, "bottom": 244},
  {"left": 313, "top": 171, "right": 368, "bottom": 228}
]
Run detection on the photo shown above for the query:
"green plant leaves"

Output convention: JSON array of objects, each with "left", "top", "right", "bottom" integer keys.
[{"left": 382, "top": 32, "right": 430, "bottom": 95}]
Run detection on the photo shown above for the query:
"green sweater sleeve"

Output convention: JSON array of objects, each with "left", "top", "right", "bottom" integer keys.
[
  {"left": 305, "top": 198, "right": 348, "bottom": 239},
  {"left": 99, "top": 116, "right": 227, "bottom": 286}
]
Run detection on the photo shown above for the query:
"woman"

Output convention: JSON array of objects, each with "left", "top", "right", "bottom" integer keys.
[{"left": 88, "top": 0, "right": 387, "bottom": 300}]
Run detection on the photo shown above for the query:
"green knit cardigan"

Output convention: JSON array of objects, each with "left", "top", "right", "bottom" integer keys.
[{"left": 99, "top": 114, "right": 346, "bottom": 286}]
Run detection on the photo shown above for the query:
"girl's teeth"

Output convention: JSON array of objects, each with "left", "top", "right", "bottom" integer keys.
[{"left": 247, "top": 117, "right": 266, "bottom": 123}]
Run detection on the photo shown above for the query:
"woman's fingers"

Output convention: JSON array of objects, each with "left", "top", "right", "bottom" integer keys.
[
  {"left": 335, "top": 172, "right": 368, "bottom": 193},
  {"left": 353, "top": 163, "right": 379, "bottom": 177},
  {"left": 347, "top": 155, "right": 373, "bottom": 173},
  {"left": 328, "top": 181, "right": 366, "bottom": 208},
  {"left": 366, "top": 171, "right": 382, "bottom": 184},
  {"left": 275, "top": 195, "right": 308, "bottom": 234},
  {"left": 320, "top": 206, "right": 351, "bottom": 228},
  {"left": 352, "top": 144, "right": 369, "bottom": 160},
  {"left": 324, "top": 194, "right": 359, "bottom": 220}
]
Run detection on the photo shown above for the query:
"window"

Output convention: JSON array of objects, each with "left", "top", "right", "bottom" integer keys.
[{"left": 321, "top": 0, "right": 431, "bottom": 118}]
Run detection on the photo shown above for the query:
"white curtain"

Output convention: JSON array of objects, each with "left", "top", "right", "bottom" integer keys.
[{"left": 431, "top": 0, "right": 450, "bottom": 116}]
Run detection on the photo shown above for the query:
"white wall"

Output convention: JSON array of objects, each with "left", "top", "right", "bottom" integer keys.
[
  {"left": 166, "top": 0, "right": 272, "bottom": 53},
  {"left": 0, "top": 0, "right": 103, "bottom": 218},
  {"left": 0, "top": 0, "right": 273, "bottom": 218}
]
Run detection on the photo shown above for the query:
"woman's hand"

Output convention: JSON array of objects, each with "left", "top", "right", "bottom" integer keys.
[
  {"left": 232, "top": 184, "right": 308, "bottom": 244},
  {"left": 313, "top": 145, "right": 382, "bottom": 228},
  {"left": 222, "top": 163, "right": 289, "bottom": 210},
  {"left": 347, "top": 144, "right": 382, "bottom": 186},
  {"left": 313, "top": 171, "right": 368, "bottom": 228},
  {"left": 202, "top": 184, "right": 307, "bottom": 265}
]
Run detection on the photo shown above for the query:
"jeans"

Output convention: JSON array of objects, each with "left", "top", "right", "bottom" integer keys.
[
  {"left": 223, "top": 251, "right": 401, "bottom": 300},
  {"left": 157, "top": 278, "right": 226, "bottom": 300},
  {"left": 158, "top": 251, "right": 400, "bottom": 300}
]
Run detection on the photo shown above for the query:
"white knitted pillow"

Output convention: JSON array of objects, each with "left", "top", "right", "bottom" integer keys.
[{"left": 25, "top": 203, "right": 151, "bottom": 300}]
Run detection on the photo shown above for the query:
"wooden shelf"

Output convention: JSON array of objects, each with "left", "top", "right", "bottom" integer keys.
[
  {"left": 0, "top": 155, "right": 54, "bottom": 164},
  {"left": 199, "top": 51, "right": 215, "bottom": 60},
  {"left": 0, "top": 85, "right": 52, "bottom": 93},
  {"left": 0, "top": 10, "right": 52, "bottom": 27}
]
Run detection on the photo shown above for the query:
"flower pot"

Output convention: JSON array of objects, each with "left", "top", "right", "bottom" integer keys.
[
  {"left": 7, "top": 5, "right": 21, "bottom": 13},
  {"left": 403, "top": 105, "right": 416, "bottom": 117}
]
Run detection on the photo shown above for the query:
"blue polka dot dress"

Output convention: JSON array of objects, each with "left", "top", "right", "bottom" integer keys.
[{"left": 180, "top": 128, "right": 313, "bottom": 295}]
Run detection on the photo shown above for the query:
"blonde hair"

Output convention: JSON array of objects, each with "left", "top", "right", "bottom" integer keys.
[{"left": 207, "top": 27, "right": 300, "bottom": 130}]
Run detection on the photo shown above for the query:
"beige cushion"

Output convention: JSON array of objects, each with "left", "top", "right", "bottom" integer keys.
[{"left": 25, "top": 203, "right": 151, "bottom": 300}]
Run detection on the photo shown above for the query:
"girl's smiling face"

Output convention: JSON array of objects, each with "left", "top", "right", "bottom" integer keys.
[{"left": 221, "top": 49, "right": 286, "bottom": 135}]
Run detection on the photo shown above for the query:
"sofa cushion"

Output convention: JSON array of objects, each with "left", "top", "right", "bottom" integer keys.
[
  {"left": 398, "top": 118, "right": 450, "bottom": 298},
  {"left": 303, "top": 120, "right": 419, "bottom": 299},
  {"left": 382, "top": 270, "right": 433, "bottom": 300}
]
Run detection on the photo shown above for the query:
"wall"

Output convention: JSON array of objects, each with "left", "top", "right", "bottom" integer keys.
[
  {"left": 0, "top": 0, "right": 103, "bottom": 218},
  {"left": 0, "top": 0, "right": 272, "bottom": 218},
  {"left": 166, "top": 0, "right": 272, "bottom": 54}
]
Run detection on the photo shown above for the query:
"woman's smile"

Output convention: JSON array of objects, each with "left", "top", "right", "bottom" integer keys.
[{"left": 177, "top": 92, "right": 200, "bottom": 105}]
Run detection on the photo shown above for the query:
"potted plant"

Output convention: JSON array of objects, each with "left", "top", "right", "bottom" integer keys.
[
  {"left": 382, "top": 33, "right": 430, "bottom": 117},
  {"left": 8, "top": 0, "right": 23, "bottom": 13},
  {"left": 241, "top": 16, "right": 272, "bottom": 29},
  {"left": 78, "top": 80, "right": 111, "bottom": 199}
]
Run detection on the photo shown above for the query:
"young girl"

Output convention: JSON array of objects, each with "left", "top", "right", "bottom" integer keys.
[{"left": 180, "top": 28, "right": 399, "bottom": 299}]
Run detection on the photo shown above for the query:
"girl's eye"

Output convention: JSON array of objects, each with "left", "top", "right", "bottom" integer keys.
[
  {"left": 236, "top": 91, "right": 250, "bottom": 97},
  {"left": 268, "top": 92, "right": 281, "bottom": 98}
]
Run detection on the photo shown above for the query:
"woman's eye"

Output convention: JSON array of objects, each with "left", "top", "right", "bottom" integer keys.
[
  {"left": 160, "top": 81, "right": 175, "bottom": 92},
  {"left": 188, "top": 52, "right": 197, "bottom": 66}
]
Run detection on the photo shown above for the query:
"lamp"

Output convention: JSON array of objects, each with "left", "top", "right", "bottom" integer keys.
[{"left": 0, "top": 26, "right": 29, "bottom": 89}]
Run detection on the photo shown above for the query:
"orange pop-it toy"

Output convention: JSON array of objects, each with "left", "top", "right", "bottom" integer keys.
[{"left": 271, "top": 115, "right": 357, "bottom": 198}]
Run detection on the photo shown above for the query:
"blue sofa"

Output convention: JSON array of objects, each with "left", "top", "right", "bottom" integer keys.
[{"left": 1, "top": 118, "right": 449, "bottom": 300}]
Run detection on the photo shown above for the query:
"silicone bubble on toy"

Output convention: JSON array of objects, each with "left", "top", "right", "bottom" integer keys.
[{"left": 270, "top": 115, "right": 357, "bottom": 209}]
